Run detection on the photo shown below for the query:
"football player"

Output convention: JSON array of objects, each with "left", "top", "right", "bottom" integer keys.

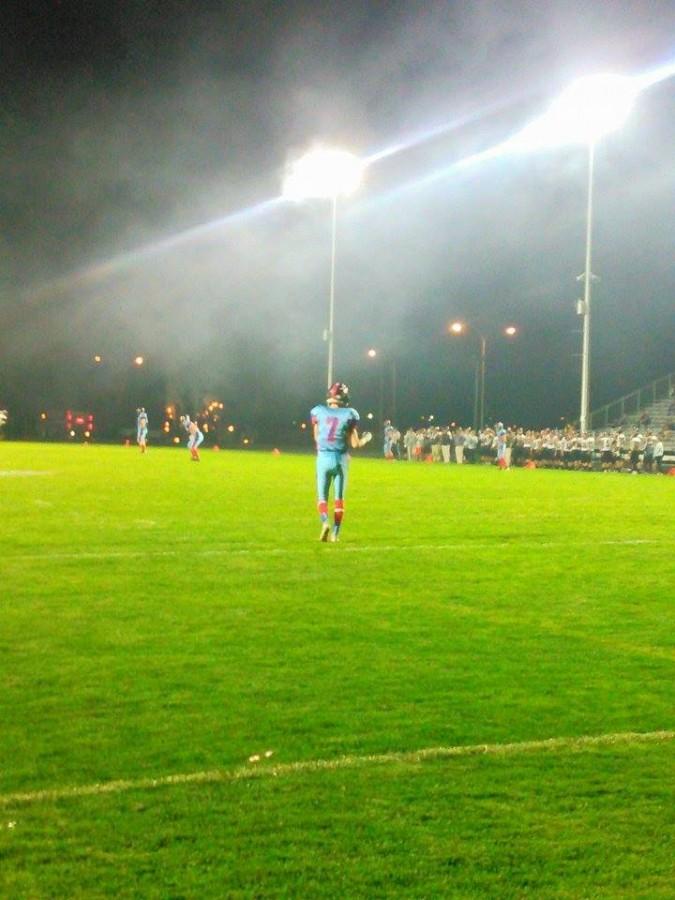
[
  {"left": 180, "top": 415, "right": 204, "bottom": 462},
  {"left": 310, "top": 382, "right": 372, "bottom": 542},
  {"left": 136, "top": 408, "right": 148, "bottom": 454},
  {"left": 495, "top": 421, "right": 508, "bottom": 470}
]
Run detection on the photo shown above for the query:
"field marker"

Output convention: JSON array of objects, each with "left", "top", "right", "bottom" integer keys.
[
  {"left": 3, "top": 538, "right": 669, "bottom": 564},
  {"left": 0, "top": 470, "right": 52, "bottom": 478},
  {"left": 1, "top": 730, "right": 672, "bottom": 809}
]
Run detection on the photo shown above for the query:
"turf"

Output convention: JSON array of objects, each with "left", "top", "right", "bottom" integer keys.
[{"left": 0, "top": 443, "right": 673, "bottom": 898}]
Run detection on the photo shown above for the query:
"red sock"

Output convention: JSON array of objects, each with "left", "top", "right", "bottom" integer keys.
[
  {"left": 334, "top": 499, "right": 344, "bottom": 526},
  {"left": 318, "top": 501, "right": 328, "bottom": 519}
]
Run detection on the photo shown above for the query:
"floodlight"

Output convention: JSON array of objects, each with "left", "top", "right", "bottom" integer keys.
[
  {"left": 510, "top": 73, "right": 639, "bottom": 150},
  {"left": 282, "top": 147, "right": 365, "bottom": 201},
  {"left": 449, "top": 321, "right": 464, "bottom": 334},
  {"left": 282, "top": 145, "right": 365, "bottom": 388},
  {"left": 504, "top": 76, "right": 642, "bottom": 433}
]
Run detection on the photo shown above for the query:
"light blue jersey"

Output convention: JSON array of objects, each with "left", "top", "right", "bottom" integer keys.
[
  {"left": 311, "top": 404, "right": 360, "bottom": 505},
  {"left": 182, "top": 418, "right": 203, "bottom": 449},
  {"left": 310, "top": 405, "right": 359, "bottom": 452},
  {"left": 137, "top": 410, "right": 148, "bottom": 441}
]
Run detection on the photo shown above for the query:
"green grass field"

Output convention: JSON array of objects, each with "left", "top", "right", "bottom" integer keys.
[{"left": 1, "top": 442, "right": 673, "bottom": 898}]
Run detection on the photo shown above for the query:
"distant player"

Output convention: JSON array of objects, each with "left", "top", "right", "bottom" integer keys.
[
  {"left": 383, "top": 420, "right": 394, "bottom": 458},
  {"left": 310, "top": 381, "right": 372, "bottom": 543},
  {"left": 136, "top": 408, "right": 148, "bottom": 453},
  {"left": 495, "top": 421, "right": 508, "bottom": 470},
  {"left": 180, "top": 415, "right": 204, "bottom": 462}
]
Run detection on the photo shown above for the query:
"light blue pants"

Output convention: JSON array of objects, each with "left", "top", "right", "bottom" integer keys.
[
  {"left": 188, "top": 430, "right": 204, "bottom": 449},
  {"left": 316, "top": 450, "right": 349, "bottom": 502}
]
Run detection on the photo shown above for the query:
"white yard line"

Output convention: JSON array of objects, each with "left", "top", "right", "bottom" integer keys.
[
  {"left": 1, "top": 730, "right": 672, "bottom": 808},
  {"left": 0, "top": 470, "right": 52, "bottom": 477},
  {"left": 3, "top": 538, "right": 668, "bottom": 563}
]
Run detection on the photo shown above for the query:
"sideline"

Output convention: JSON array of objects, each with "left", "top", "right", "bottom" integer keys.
[{"left": 1, "top": 729, "right": 672, "bottom": 808}]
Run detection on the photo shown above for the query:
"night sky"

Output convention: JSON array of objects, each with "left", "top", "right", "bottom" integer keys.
[{"left": 2, "top": 0, "right": 674, "bottom": 439}]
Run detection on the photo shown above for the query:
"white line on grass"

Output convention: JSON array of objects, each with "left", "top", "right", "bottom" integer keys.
[
  {"left": 3, "top": 538, "right": 669, "bottom": 563},
  {"left": 0, "top": 470, "right": 52, "bottom": 478},
  {"left": 1, "top": 730, "right": 672, "bottom": 808}
]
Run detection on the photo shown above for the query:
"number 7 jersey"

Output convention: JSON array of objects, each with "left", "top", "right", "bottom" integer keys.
[{"left": 310, "top": 404, "right": 360, "bottom": 452}]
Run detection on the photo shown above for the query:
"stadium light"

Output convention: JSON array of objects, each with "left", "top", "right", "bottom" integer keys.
[
  {"left": 282, "top": 146, "right": 365, "bottom": 390},
  {"left": 367, "top": 346, "right": 398, "bottom": 424},
  {"left": 510, "top": 73, "right": 639, "bottom": 433},
  {"left": 450, "top": 321, "right": 518, "bottom": 430},
  {"left": 509, "top": 74, "right": 638, "bottom": 151},
  {"left": 282, "top": 147, "right": 364, "bottom": 201}
]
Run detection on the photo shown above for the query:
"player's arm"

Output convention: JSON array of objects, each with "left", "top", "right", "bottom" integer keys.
[{"left": 349, "top": 426, "right": 372, "bottom": 449}]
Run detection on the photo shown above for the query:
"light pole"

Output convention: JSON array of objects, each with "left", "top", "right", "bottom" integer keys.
[
  {"left": 509, "top": 73, "right": 638, "bottom": 433},
  {"left": 328, "top": 194, "right": 338, "bottom": 390},
  {"left": 579, "top": 140, "right": 595, "bottom": 434},
  {"left": 282, "top": 146, "right": 365, "bottom": 390},
  {"left": 367, "top": 348, "right": 383, "bottom": 427},
  {"left": 450, "top": 322, "right": 517, "bottom": 430},
  {"left": 367, "top": 347, "right": 398, "bottom": 425}
]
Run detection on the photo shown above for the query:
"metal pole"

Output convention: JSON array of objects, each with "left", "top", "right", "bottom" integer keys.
[
  {"left": 473, "top": 357, "right": 480, "bottom": 431},
  {"left": 479, "top": 335, "right": 487, "bottom": 431},
  {"left": 580, "top": 141, "right": 595, "bottom": 433},
  {"left": 327, "top": 193, "right": 338, "bottom": 390},
  {"left": 391, "top": 360, "right": 397, "bottom": 424}
]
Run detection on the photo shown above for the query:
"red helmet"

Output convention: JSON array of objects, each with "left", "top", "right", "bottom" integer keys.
[{"left": 327, "top": 382, "right": 350, "bottom": 406}]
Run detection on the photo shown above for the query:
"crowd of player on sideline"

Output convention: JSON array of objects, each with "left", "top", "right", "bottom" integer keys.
[{"left": 383, "top": 422, "right": 670, "bottom": 473}]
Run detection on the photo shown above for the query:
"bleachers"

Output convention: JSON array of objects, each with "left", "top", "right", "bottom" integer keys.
[
  {"left": 632, "top": 397, "right": 674, "bottom": 436},
  {"left": 590, "top": 372, "right": 674, "bottom": 434},
  {"left": 590, "top": 374, "right": 675, "bottom": 471},
  {"left": 614, "top": 396, "right": 674, "bottom": 445}
]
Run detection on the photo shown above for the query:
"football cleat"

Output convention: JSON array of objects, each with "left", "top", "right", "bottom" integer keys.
[
  {"left": 330, "top": 531, "right": 340, "bottom": 543},
  {"left": 319, "top": 522, "right": 330, "bottom": 542}
]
